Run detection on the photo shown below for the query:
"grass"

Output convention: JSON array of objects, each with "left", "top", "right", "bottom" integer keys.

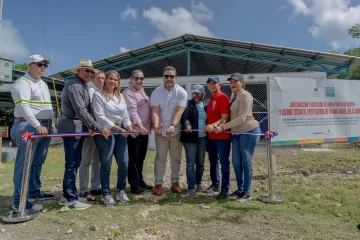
[{"left": 0, "top": 146, "right": 359, "bottom": 239}]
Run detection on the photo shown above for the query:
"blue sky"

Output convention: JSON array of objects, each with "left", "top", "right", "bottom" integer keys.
[{"left": 2, "top": 0, "right": 360, "bottom": 75}]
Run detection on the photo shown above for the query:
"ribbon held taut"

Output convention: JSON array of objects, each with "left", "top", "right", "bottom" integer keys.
[{"left": 21, "top": 130, "right": 278, "bottom": 142}]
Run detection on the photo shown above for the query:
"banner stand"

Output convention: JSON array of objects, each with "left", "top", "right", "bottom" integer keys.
[
  {"left": 2, "top": 140, "right": 40, "bottom": 223},
  {"left": 259, "top": 77, "right": 284, "bottom": 204}
]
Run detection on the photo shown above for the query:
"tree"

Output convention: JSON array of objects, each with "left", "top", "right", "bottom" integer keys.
[
  {"left": 348, "top": 23, "right": 360, "bottom": 39},
  {"left": 13, "top": 62, "right": 28, "bottom": 71},
  {"left": 329, "top": 24, "right": 360, "bottom": 80}
]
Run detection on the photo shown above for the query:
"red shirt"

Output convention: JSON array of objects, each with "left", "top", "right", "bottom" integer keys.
[{"left": 206, "top": 91, "right": 231, "bottom": 140}]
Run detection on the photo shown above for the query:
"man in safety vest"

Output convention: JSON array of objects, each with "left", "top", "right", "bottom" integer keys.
[{"left": 10, "top": 54, "right": 56, "bottom": 212}]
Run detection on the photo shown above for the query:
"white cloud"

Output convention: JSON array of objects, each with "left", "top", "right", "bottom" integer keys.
[
  {"left": 120, "top": 47, "right": 130, "bottom": 53},
  {"left": 143, "top": 1, "right": 213, "bottom": 42},
  {"left": 0, "top": 21, "right": 30, "bottom": 60},
  {"left": 121, "top": 5, "right": 138, "bottom": 20},
  {"left": 191, "top": 1, "right": 213, "bottom": 23},
  {"left": 278, "top": 5, "right": 289, "bottom": 10},
  {"left": 131, "top": 25, "right": 141, "bottom": 37},
  {"left": 288, "top": 0, "right": 360, "bottom": 49}
]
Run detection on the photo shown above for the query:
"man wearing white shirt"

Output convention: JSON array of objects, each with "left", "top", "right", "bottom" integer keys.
[
  {"left": 10, "top": 54, "right": 55, "bottom": 212},
  {"left": 150, "top": 66, "right": 188, "bottom": 196},
  {"left": 78, "top": 71, "right": 105, "bottom": 201}
]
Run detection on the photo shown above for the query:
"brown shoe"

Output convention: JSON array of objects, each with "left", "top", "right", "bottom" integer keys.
[
  {"left": 79, "top": 192, "right": 96, "bottom": 201},
  {"left": 171, "top": 182, "right": 181, "bottom": 193},
  {"left": 153, "top": 184, "right": 162, "bottom": 196}
]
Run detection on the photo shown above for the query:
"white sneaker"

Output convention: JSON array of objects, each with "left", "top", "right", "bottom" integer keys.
[
  {"left": 12, "top": 204, "right": 43, "bottom": 212},
  {"left": 58, "top": 196, "right": 87, "bottom": 205},
  {"left": 115, "top": 190, "right": 130, "bottom": 202},
  {"left": 102, "top": 195, "right": 116, "bottom": 207},
  {"left": 64, "top": 200, "right": 91, "bottom": 210}
]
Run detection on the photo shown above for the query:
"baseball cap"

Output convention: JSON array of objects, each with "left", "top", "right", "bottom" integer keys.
[
  {"left": 191, "top": 84, "right": 204, "bottom": 94},
  {"left": 28, "top": 54, "right": 50, "bottom": 64},
  {"left": 227, "top": 73, "right": 244, "bottom": 81},
  {"left": 206, "top": 76, "right": 220, "bottom": 83}
]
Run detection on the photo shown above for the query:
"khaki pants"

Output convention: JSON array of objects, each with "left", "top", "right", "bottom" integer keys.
[
  {"left": 79, "top": 136, "right": 101, "bottom": 194},
  {"left": 154, "top": 134, "right": 182, "bottom": 185}
]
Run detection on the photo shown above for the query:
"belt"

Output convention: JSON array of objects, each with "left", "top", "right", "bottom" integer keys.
[{"left": 15, "top": 117, "right": 52, "bottom": 123}]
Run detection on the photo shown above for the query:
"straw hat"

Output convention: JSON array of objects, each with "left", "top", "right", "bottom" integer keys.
[{"left": 70, "top": 59, "right": 99, "bottom": 73}]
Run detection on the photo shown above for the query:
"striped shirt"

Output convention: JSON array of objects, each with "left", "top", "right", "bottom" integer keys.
[{"left": 11, "top": 73, "right": 53, "bottom": 128}]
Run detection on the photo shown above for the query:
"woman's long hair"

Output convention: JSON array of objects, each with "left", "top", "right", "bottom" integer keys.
[{"left": 102, "top": 70, "right": 121, "bottom": 103}]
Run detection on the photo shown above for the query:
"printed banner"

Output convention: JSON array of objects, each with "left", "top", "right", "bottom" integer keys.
[{"left": 269, "top": 77, "right": 360, "bottom": 145}]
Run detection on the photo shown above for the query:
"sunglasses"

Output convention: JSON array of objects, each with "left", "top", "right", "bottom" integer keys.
[
  {"left": 163, "top": 75, "right": 175, "bottom": 79},
  {"left": 33, "top": 62, "right": 48, "bottom": 68},
  {"left": 84, "top": 69, "right": 95, "bottom": 74},
  {"left": 229, "top": 97, "right": 236, "bottom": 107},
  {"left": 133, "top": 77, "right": 144, "bottom": 81}
]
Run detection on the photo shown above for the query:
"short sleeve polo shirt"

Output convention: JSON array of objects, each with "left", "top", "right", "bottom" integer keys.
[{"left": 206, "top": 91, "right": 231, "bottom": 140}]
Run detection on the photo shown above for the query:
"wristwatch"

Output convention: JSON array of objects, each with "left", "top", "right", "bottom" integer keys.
[{"left": 171, "top": 124, "right": 176, "bottom": 127}]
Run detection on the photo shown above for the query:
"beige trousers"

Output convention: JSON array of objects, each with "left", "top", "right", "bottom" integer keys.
[
  {"left": 79, "top": 136, "right": 101, "bottom": 194},
  {"left": 154, "top": 134, "right": 182, "bottom": 185}
]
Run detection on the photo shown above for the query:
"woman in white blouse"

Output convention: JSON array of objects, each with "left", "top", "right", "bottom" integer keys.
[{"left": 92, "top": 70, "right": 137, "bottom": 206}]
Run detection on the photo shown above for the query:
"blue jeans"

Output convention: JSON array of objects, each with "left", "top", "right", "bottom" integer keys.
[
  {"left": 62, "top": 136, "right": 85, "bottom": 202},
  {"left": 183, "top": 137, "right": 206, "bottom": 189},
  {"left": 207, "top": 139, "right": 231, "bottom": 192},
  {"left": 10, "top": 120, "right": 52, "bottom": 207},
  {"left": 232, "top": 127, "right": 261, "bottom": 193},
  {"left": 94, "top": 134, "right": 128, "bottom": 196}
]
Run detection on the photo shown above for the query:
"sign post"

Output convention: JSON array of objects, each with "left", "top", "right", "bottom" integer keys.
[
  {"left": 259, "top": 77, "right": 284, "bottom": 203},
  {"left": 2, "top": 139, "right": 40, "bottom": 223}
]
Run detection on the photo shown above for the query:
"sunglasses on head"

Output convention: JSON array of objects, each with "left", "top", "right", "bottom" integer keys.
[
  {"left": 229, "top": 97, "right": 236, "bottom": 107},
  {"left": 33, "top": 62, "right": 48, "bottom": 68},
  {"left": 84, "top": 69, "right": 95, "bottom": 74},
  {"left": 163, "top": 75, "right": 175, "bottom": 79}
]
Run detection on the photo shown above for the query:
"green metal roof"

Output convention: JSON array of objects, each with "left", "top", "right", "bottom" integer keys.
[
  {"left": 1, "top": 34, "right": 360, "bottom": 108},
  {"left": 49, "top": 34, "right": 360, "bottom": 82}
]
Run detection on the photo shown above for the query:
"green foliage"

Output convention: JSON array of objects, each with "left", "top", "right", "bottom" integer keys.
[
  {"left": 13, "top": 62, "right": 28, "bottom": 71},
  {"left": 343, "top": 48, "right": 360, "bottom": 57},
  {"left": 0, "top": 108, "right": 13, "bottom": 126},
  {"left": 348, "top": 23, "right": 360, "bottom": 39},
  {"left": 331, "top": 48, "right": 360, "bottom": 80},
  {"left": 330, "top": 23, "right": 360, "bottom": 80}
]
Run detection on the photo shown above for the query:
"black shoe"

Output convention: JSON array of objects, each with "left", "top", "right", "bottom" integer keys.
[
  {"left": 236, "top": 191, "right": 251, "bottom": 201},
  {"left": 139, "top": 181, "right": 153, "bottom": 190},
  {"left": 228, "top": 190, "right": 241, "bottom": 197},
  {"left": 28, "top": 192, "right": 54, "bottom": 202},
  {"left": 131, "top": 185, "right": 146, "bottom": 195},
  {"left": 216, "top": 191, "right": 229, "bottom": 200},
  {"left": 90, "top": 189, "right": 102, "bottom": 195}
]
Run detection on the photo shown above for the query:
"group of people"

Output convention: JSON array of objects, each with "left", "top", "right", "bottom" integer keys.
[{"left": 10, "top": 53, "right": 261, "bottom": 212}]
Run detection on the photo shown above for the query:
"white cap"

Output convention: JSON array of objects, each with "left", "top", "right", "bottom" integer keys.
[{"left": 28, "top": 54, "right": 49, "bottom": 64}]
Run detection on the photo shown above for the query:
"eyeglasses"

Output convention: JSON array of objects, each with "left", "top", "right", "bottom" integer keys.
[
  {"left": 84, "top": 69, "right": 95, "bottom": 74},
  {"left": 33, "top": 62, "right": 48, "bottom": 68},
  {"left": 163, "top": 75, "right": 175, "bottom": 79},
  {"left": 229, "top": 97, "right": 236, "bottom": 107},
  {"left": 133, "top": 77, "right": 144, "bottom": 81}
]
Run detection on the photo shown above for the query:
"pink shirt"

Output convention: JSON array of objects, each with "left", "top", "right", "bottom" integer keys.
[{"left": 122, "top": 84, "right": 151, "bottom": 131}]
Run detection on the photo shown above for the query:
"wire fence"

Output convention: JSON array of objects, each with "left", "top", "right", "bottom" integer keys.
[{"left": 121, "top": 82, "right": 269, "bottom": 134}]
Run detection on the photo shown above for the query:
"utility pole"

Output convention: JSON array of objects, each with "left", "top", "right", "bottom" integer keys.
[{"left": 0, "top": 0, "right": 3, "bottom": 28}]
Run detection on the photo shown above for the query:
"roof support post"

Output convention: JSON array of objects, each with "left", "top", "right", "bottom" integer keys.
[{"left": 187, "top": 50, "right": 191, "bottom": 77}]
